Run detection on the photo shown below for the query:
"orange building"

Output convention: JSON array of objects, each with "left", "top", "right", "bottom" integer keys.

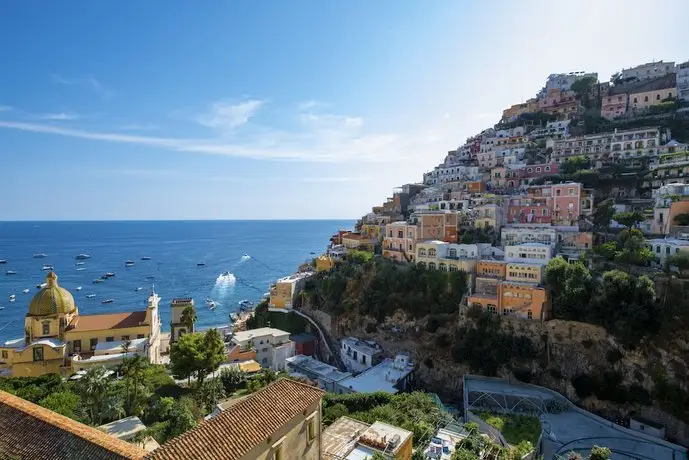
[
  {"left": 468, "top": 280, "right": 548, "bottom": 320},
  {"left": 464, "top": 181, "right": 487, "bottom": 193},
  {"left": 476, "top": 260, "right": 506, "bottom": 278},
  {"left": 415, "top": 212, "right": 459, "bottom": 243}
]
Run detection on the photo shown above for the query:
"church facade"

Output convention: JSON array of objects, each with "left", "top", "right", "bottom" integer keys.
[{"left": 0, "top": 272, "right": 161, "bottom": 377}]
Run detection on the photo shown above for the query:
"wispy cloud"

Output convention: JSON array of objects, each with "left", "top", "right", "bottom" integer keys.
[
  {"left": 0, "top": 106, "right": 12, "bottom": 112},
  {"left": 36, "top": 112, "right": 81, "bottom": 121},
  {"left": 297, "top": 100, "right": 326, "bottom": 111},
  {"left": 51, "top": 74, "right": 111, "bottom": 98},
  {"left": 197, "top": 99, "right": 265, "bottom": 130},
  {"left": 0, "top": 103, "right": 415, "bottom": 163},
  {"left": 118, "top": 123, "right": 158, "bottom": 131}
]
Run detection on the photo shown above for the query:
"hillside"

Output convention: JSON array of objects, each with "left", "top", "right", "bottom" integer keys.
[{"left": 299, "top": 257, "right": 689, "bottom": 446}]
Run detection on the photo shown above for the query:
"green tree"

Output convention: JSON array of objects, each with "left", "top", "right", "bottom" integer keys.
[
  {"left": 560, "top": 156, "right": 590, "bottom": 175},
  {"left": 666, "top": 251, "right": 689, "bottom": 273},
  {"left": 594, "top": 241, "right": 618, "bottom": 261},
  {"left": 614, "top": 229, "right": 655, "bottom": 268},
  {"left": 170, "top": 329, "right": 226, "bottom": 386},
  {"left": 180, "top": 305, "right": 197, "bottom": 333},
  {"left": 570, "top": 76, "right": 598, "bottom": 108},
  {"left": 121, "top": 354, "right": 151, "bottom": 416},
  {"left": 544, "top": 257, "right": 593, "bottom": 320},
  {"left": 588, "top": 445, "right": 612, "bottom": 460},
  {"left": 219, "top": 366, "right": 246, "bottom": 394},
  {"left": 74, "top": 366, "right": 123, "bottom": 425},
  {"left": 673, "top": 213, "right": 689, "bottom": 226},
  {"left": 613, "top": 211, "right": 645, "bottom": 229},
  {"left": 167, "top": 396, "right": 198, "bottom": 438},
  {"left": 197, "top": 378, "right": 226, "bottom": 413},
  {"left": 198, "top": 329, "right": 226, "bottom": 386},
  {"left": 38, "top": 390, "right": 81, "bottom": 419},
  {"left": 592, "top": 199, "right": 615, "bottom": 232}
]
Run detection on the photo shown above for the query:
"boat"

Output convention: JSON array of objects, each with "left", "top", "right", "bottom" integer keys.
[
  {"left": 9, "top": 295, "right": 15, "bottom": 302},
  {"left": 197, "top": 262, "right": 206, "bottom": 266},
  {"left": 145, "top": 276, "right": 155, "bottom": 280},
  {"left": 101, "top": 299, "right": 114, "bottom": 304},
  {"left": 41, "top": 265, "right": 54, "bottom": 271},
  {"left": 75, "top": 254, "right": 90, "bottom": 260},
  {"left": 125, "top": 260, "right": 134, "bottom": 267},
  {"left": 33, "top": 253, "right": 47, "bottom": 259},
  {"left": 76, "top": 267, "right": 86, "bottom": 271},
  {"left": 100, "top": 274, "right": 109, "bottom": 280},
  {"left": 93, "top": 279, "right": 104, "bottom": 284},
  {"left": 140, "top": 256, "right": 151, "bottom": 261},
  {"left": 105, "top": 272, "right": 115, "bottom": 278},
  {"left": 22, "top": 288, "right": 29, "bottom": 294},
  {"left": 206, "top": 299, "right": 217, "bottom": 310},
  {"left": 76, "top": 262, "right": 85, "bottom": 266},
  {"left": 86, "top": 294, "right": 96, "bottom": 299},
  {"left": 0, "top": 260, "right": 6, "bottom": 264},
  {"left": 76, "top": 286, "right": 82, "bottom": 291},
  {"left": 238, "top": 299, "right": 254, "bottom": 307},
  {"left": 6, "top": 271, "right": 16, "bottom": 275},
  {"left": 135, "top": 287, "right": 143, "bottom": 291},
  {"left": 205, "top": 297, "right": 214, "bottom": 305},
  {"left": 0, "top": 307, "right": 4, "bottom": 310},
  {"left": 36, "top": 283, "right": 46, "bottom": 289}
]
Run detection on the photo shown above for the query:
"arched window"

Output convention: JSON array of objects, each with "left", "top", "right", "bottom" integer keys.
[
  {"left": 439, "top": 263, "right": 447, "bottom": 271},
  {"left": 419, "top": 248, "right": 427, "bottom": 257},
  {"left": 449, "top": 265, "right": 458, "bottom": 272},
  {"left": 428, "top": 249, "right": 437, "bottom": 257},
  {"left": 428, "top": 262, "right": 437, "bottom": 270}
]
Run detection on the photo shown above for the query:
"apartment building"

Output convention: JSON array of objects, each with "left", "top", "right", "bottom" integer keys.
[
  {"left": 416, "top": 241, "right": 483, "bottom": 273},
  {"left": 269, "top": 272, "right": 313, "bottom": 309},
  {"left": 340, "top": 337, "right": 383, "bottom": 373},
  {"left": 552, "top": 183, "right": 583, "bottom": 225},
  {"left": 149, "top": 379, "right": 325, "bottom": 460},
  {"left": 602, "top": 90, "right": 629, "bottom": 120},
  {"left": 610, "top": 127, "right": 665, "bottom": 160},
  {"left": 338, "top": 353, "right": 415, "bottom": 395},
  {"left": 629, "top": 74, "right": 677, "bottom": 113},
  {"left": 323, "top": 417, "right": 413, "bottom": 460},
  {"left": 231, "top": 328, "right": 295, "bottom": 371},
  {"left": 538, "top": 88, "right": 581, "bottom": 118},
  {"left": 382, "top": 221, "right": 418, "bottom": 263},
  {"left": 647, "top": 237, "right": 689, "bottom": 264},
  {"left": 620, "top": 61, "right": 675, "bottom": 82},
  {"left": 506, "top": 262, "right": 544, "bottom": 284},
  {"left": 423, "top": 164, "right": 481, "bottom": 185},
  {"left": 502, "top": 225, "right": 558, "bottom": 247},
  {"left": 475, "top": 260, "right": 507, "bottom": 279},
  {"left": 507, "top": 191, "right": 552, "bottom": 224},
  {"left": 505, "top": 243, "right": 552, "bottom": 264},
  {"left": 502, "top": 99, "right": 539, "bottom": 121},
  {"left": 341, "top": 232, "right": 376, "bottom": 252},
  {"left": 527, "top": 120, "right": 570, "bottom": 140},
  {"left": 520, "top": 163, "right": 558, "bottom": 184},
  {"left": 473, "top": 203, "right": 505, "bottom": 229},
  {"left": 410, "top": 211, "right": 459, "bottom": 242},
  {"left": 678, "top": 61, "right": 689, "bottom": 102},
  {"left": 285, "top": 354, "right": 352, "bottom": 393},
  {"left": 551, "top": 132, "right": 612, "bottom": 163},
  {"left": 468, "top": 280, "right": 548, "bottom": 320},
  {"left": 540, "top": 71, "right": 598, "bottom": 95}
]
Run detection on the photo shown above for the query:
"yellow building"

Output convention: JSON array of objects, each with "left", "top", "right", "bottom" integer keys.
[
  {"left": 505, "top": 262, "right": 544, "bottom": 284},
  {"left": 269, "top": 272, "right": 312, "bottom": 309},
  {"left": 323, "top": 417, "right": 413, "bottom": 460},
  {"left": 0, "top": 272, "right": 161, "bottom": 377},
  {"left": 315, "top": 255, "right": 336, "bottom": 272},
  {"left": 467, "top": 280, "right": 548, "bottom": 321},
  {"left": 416, "top": 241, "right": 479, "bottom": 273},
  {"left": 341, "top": 232, "right": 376, "bottom": 252}
]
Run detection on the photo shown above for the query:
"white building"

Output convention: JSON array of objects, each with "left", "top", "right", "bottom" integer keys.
[
  {"left": 678, "top": 61, "right": 689, "bottom": 102},
  {"left": 528, "top": 120, "right": 571, "bottom": 140},
  {"left": 338, "top": 353, "right": 414, "bottom": 394},
  {"left": 504, "top": 243, "right": 552, "bottom": 264},
  {"left": 285, "top": 354, "right": 352, "bottom": 393},
  {"left": 340, "top": 337, "right": 382, "bottom": 373},
  {"left": 501, "top": 225, "right": 558, "bottom": 248},
  {"left": 646, "top": 237, "right": 689, "bottom": 264},
  {"left": 539, "top": 71, "right": 598, "bottom": 97},
  {"left": 328, "top": 244, "right": 347, "bottom": 259},
  {"left": 610, "top": 127, "right": 665, "bottom": 160},
  {"left": 551, "top": 132, "right": 613, "bottom": 163},
  {"left": 423, "top": 165, "right": 481, "bottom": 186},
  {"left": 231, "top": 327, "right": 295, "bottom": 371},
  {"left": 620, "top": 61, "right": 676, "bottom": 82}
]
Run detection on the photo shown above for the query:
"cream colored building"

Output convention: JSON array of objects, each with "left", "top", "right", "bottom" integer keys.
[
  {"left": 416, "top": 241, "right": 481, "bottom": 273},
  {"left": 382, "top": 221, "right": 419, "bottom": 263},
  {"left": 505, "top": 243, "right": 552, "bottom": 264},
  {"left": 149, "top": 379, "right": 325, "bottom": 460},
  {"left": 506, "top": 262, "right": 544, "bottom": 284},
  {"left": 269, "top": 272, "right": 313, "bottom": 309}
]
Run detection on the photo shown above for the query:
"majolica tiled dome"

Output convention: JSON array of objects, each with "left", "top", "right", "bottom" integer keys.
[{"left": 28, "top": 272, "right": 76, "bottom": 316}]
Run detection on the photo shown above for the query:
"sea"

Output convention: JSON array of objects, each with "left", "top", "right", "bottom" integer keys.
[{"left": 0, "top": 220, "right": 354, "bottom": 342}]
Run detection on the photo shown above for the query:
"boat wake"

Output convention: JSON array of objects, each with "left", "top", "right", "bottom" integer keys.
[
  {"left": 214, "top": 272, "right": 236, "bottom": 288},
  {"left": 240, "top": 254, "right": 251, "bottom": 262}
]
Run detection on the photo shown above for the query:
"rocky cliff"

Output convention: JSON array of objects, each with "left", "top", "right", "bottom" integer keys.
[{"left": 304, "top": 304, "right": 689, "bottom": 447}]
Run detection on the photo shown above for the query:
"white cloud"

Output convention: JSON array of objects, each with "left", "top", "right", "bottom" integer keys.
[
  {"left": 36, "top": 112, "right": 81, "bottom": 121},
  {"left": 197, "top": 99, "right": 265, "bottom": 130},
  {"left": 51, "top": 74, "right": 111, "bottom": 98},
  {"left": 0, "top": 106, "right": 12, "bottom": 112},
  {"left": 297, "top": 100, "right": 326, "bottom": 110}
]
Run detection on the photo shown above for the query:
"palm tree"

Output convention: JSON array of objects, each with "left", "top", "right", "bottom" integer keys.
[
  {"left": 75, "top": 366, "right": 111, "bottom": 425},
  {"left": 180, "top": 305, "right": 197, "bottom": 333},
  {"left": 123, "top": 354, "right": 149, "bottom": 416}
]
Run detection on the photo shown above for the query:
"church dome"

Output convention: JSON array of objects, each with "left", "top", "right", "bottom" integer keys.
[{"left": 28, "top": 272, "right": 76, "bottom": 316}]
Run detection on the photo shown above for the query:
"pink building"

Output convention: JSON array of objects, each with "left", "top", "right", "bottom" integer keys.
[
  {"left": 602, "top": 93, "right": 628, "bottom": 120},
  {"left": 552, "top": 183, "right": 582, "bottom": 226},
  {"left": 507, "top": 187, "right": 553, "bottom": 224}
]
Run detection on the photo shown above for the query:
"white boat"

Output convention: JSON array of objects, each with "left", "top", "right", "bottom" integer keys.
[
  {"left": 9, "top": 295, "right": 15, "bottom": 302},
  {"left": 101, "top": 299, "right": 114, "bottom": 304},
  {"left": 76, "top": 262, "right": 85, "bottom": 266},
  {"left": 75, "top": 254, "right": 90, "bottom": 260},
  {"left": 41, "top": 265, "right": 54, "bottom": 271},
  {"left": 141, "top": 256, "right": 151, "bottom": 261},
  {"left": 36, "top": 283, "right": 46, "bottom": 289},
  {"left": 86, "top": 294, "right": 96, "bottom": 298},
  {"left": 33, "top": 253, "right": 47, "bottom": 259},
  {"left": 76, "top": 286, "right": 82, "bottom": 291},
  {"left": 197, "top": 262, "right": 206, "bottom": 266},
  {"left": 22, "top": 288, "right": 29, "bottom": 294},
  {"left": 92, "top": 279, "right": 103, "bottom": 284},
  {"left": 6, "top": 271, "right": 17, "bottom": 275},
  {"left": 125, "top": 260, "right": 134, "bottom": 267},
  {"left": 0, "top": 260, "right": 7, "bottom": 264},
  {"left": 135, "top": 287, "right": 143, "bottom": 291},
  {"left": 208, "top": 300, "right": 217, "bottom": 310},
  {"left": 76, "top": 267, "right": 86, "bottom": 271},
  {"left": 0, "top": 307, "right": 4, "bottom": 310}
]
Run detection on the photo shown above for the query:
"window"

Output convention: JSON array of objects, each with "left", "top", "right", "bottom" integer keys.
[
  {"left": 545, "top": 166, "right": 550, "bottom": 172},
  {"left": 90, "top": 338, "right": 98, "bottom": 350},
  {"left": 260, "top": 340, "right": 264, "bottom": 345},
  {"left": 33, "top": 347, "right": 44, "bottom": 362},
  {"left": 137, "top": 334, "right": 145, "bottom": 339},
  {"left": 666, "top": 247, "right": 671, "bottom": 255},
  {"left": 73, "top": 340, "right": 81, "bottom": 353},
  {"left": 1, "top": 351, "right": 7, "bottom": 359},
  {"left": 644, "top": 96, "right": 649, "bottom": 102},
  {"left": 487, "top": 305, "right": 497, "bottom": 314},
  {"left": 527, "top": 310, "right": 533, "bottom": 319},
  {"left": 669, "top": 92, "right": 673, "bottom": 98},
  {"left": 568, "top": 188, "right": 575, "bottom": 195},
  {"left": 656, "top": 94, "right": 661, "bottom": 100},
  {"left": 307, "top": 416, "right": 316, "bottom": 442},
  {"left": 634, "top": 97, "right": 638, "bottom": 103},
  {"left": 106, "top": 337, "right": 114, "bottom": 342},
  {"left": 536, "top": 167, "right": 541, "bottom": 172},
  {"left": 353, "top": 351, "right": 358, "bottom": 360},
  {"left": 556, "top": 189, "right": 561, "bottom": 196},
  {"left": 42, "top": 322, "right": 50, "bottom": 336},
  {"left": 262, "top": 347, "right": 269, "bottom": 352},
  {"left": 362, "top": 355, "right": 367, "bottom": 365},
  {"left": 121, "top": 335, "right": 129, "bottom": 341}
]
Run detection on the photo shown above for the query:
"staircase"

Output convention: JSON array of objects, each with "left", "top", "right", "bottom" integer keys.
[{"left": 291, "top": 308, "right": 346, "bottom": 371}]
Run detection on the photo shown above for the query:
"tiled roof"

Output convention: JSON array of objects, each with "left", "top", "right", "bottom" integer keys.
[
  {"left": 67, "top": 311, "right": 148, "bottom": 332},
  {"left": 0, "top": 390, "right": 146, "bottom": 459},
  {"left": 148, "top": 379, "right": 324, "bottom": 460}
]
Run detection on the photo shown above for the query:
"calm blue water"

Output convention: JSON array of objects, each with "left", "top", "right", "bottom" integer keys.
[{"left": 0, "top": 220, "right": 353, "bottom": 341}]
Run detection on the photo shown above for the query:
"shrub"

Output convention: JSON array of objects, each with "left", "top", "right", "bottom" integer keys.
[
  {"left": 606, "top": 348, "right": 623, "bottom": 364},
  {"left": 572, "top": 375, "right": 596, "bottom": 398},
  {"left": 365, "top": 322, "right": 377, "bottom": 333}
]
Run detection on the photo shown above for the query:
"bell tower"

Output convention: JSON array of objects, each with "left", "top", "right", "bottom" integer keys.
[{"left": 170, "top": 298, "right": 195, "bottom": 344}]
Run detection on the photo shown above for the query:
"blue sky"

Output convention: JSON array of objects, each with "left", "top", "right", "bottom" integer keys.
[{"left": 0, "top": 0, "right": 687, "bottom": 220}]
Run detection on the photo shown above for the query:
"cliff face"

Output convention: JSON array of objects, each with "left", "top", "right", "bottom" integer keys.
[{"left": 305, "top": 304, "right": 689, "bottom": 446}]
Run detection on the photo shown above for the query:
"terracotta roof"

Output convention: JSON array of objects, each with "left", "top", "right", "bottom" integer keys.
[
  {"left": 148, "top": 378, "right": 324, "bottom": 460},
  {"left": 0, "top": 390, "right": 146, "bottom": 459},
  {"left": 68, "top": 311, "right": 148, "bottom": 332}
]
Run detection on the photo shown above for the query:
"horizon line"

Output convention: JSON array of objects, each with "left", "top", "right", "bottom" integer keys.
[{"left": 0, "top": 218, "right": 358, "bottom": 223}]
